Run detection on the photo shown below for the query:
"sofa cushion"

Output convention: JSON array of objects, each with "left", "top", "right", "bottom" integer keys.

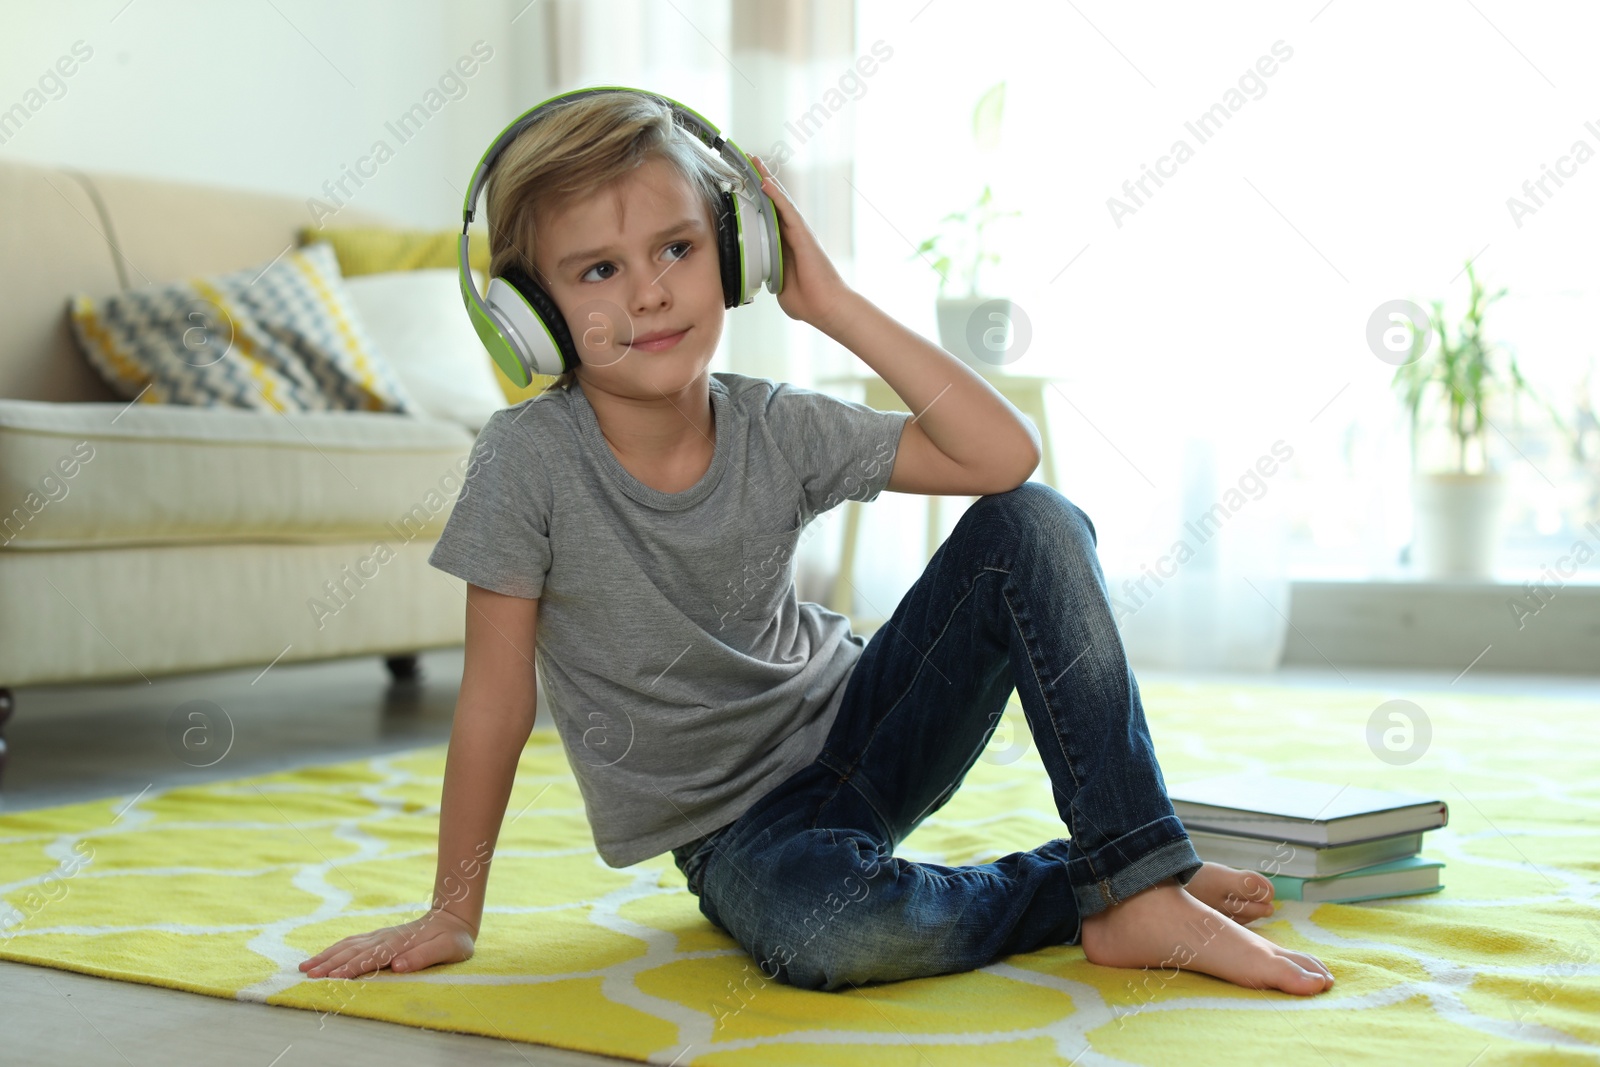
[
  {"left": 0, "top": 538, "right": 469, "bottom": 688},
  {"left": 299, "top": 227, "right": 564, "bottom": 406},
  {"left": 0, "top": 399, "right": 479, "bottom": 550},
  {"left": 297, "top": 225, "right": 492, "bottom": 276},
  {"left": 343, "top": 269, "right": 507, "bottom": 433},
  {"left": 66, "top": 241, "right": 418, "bottom": 415}
]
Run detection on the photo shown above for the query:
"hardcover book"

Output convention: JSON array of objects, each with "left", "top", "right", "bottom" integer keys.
[{"left": 1168, "top": 775, "right": 1448, "bottom": 847}]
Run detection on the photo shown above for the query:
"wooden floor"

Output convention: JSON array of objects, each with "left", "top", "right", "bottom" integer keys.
[{"left": 4, "top": 648, "right": 1597, "bottom": 1066}]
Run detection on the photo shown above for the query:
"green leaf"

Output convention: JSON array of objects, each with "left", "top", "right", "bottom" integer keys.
[{"left": 973, "top": 81, "right": 1006, "bottom": 151}]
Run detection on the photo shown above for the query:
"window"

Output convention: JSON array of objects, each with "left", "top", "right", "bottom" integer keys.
[{"left": 852, "top": 0, "right": 1599, "bottom": 584}]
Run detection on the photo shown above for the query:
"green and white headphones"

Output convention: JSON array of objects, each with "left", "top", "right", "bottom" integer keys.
[{"left": 458, "top": 86, "right": 785, "bottom": 388}]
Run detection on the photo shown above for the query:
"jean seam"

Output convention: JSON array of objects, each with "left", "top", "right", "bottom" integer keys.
[
  {"left": 834, "top": 777, "right": 897, "bottom": 846},
  {"left": 997, "top": 577, "right": 1099, "bottom": 887},
  {"left": 692, "top": 827, "right": 731, "bottom": 898},
  {"left": 809, "top": 777, "right": 845, "bottom": 833}
]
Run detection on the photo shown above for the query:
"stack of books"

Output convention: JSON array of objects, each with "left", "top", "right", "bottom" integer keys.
[{"left": 1167, "top": 775, "right": 1449, "bottom": 904}]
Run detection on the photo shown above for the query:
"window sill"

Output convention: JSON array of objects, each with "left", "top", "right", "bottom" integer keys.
[
  {"left": 1284, "top": 575, "right": 1600, "bottom": 674},
  {"left": 1289, "top": 563, "right": 1600, "bottom": 587}
]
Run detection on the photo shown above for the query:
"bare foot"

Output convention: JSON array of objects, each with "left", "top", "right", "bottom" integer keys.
[
  {"left": 1184, "top": 861, "right": 1275, "bottom": 924},
  {"left": 1080, "top": 878, "right": 1333, "bottom": 996}
]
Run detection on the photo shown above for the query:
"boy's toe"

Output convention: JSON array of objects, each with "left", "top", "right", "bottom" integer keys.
[
  {"left": 1242, "top": 872, "right": 1275, "bottom": 904},
  {"left": 1282, "top": 949, "right": 1334, "bottom": 983},
  {"left": 1241, "top": 899, "right": 1275, "bottom": 922},
  {"left": 1269, "top": 955, "right": 1331, "bottom": 996}
]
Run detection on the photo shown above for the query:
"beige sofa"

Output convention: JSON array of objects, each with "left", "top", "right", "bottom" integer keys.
[{"left": 0, "top": 158, "right": 482, "bottom": 776}]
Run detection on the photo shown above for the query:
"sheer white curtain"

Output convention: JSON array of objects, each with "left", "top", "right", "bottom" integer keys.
[
  {"left": 848, "top": 0, "right": 1600, "bottom": 670},
  {"left": 515, "top": 0, "right": 732, "bottom": 111},
  {"left": 514, "top": 0, "right": 867, "bottom": 604},
  {"left": 727, "top": 0, "right": 859, "bottom": 386},
  {"left": 509, "top": 0, "right": 856, "bottom": 389}
]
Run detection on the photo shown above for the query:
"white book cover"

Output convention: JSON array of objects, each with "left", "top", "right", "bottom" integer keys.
[{"left": 1168, "top": 775, "right": 1448, "bottom": 846}]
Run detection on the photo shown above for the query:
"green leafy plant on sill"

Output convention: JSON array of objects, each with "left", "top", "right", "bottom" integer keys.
[
  {"left": 1391, "top": 260, "right": 1572, "bottom": 475},
  {"left": 909, "top": 80, "right": 1020, "bottom": 300}
]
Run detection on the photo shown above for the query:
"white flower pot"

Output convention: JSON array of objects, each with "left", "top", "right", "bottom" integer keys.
[
  {"left": 1411, "top": 471, "right": 1509, "bottom": 579},
  {"left": 936, "top": 295, "right": 1016, "bottom": 374}
]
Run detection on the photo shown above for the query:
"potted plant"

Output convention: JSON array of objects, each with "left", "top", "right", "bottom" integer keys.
[
  {"left": 910, "top": 81, "right": 1021, "bottom": 374},
  {"left": 1391, "top": 262, "right": 1570, "bottom": 578}
]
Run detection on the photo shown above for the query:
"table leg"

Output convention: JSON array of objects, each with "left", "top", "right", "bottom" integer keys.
[
  {"left": 1019, "top": 392, "right": 1057, "bottom": 488},
  {"left": 830, "top": 498, "right": 864, "bottom": 615}
]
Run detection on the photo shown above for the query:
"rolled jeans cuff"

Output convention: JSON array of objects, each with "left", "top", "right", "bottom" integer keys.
[{"left": 1061, "top": 815, "right": 1204, "bottom": 918}]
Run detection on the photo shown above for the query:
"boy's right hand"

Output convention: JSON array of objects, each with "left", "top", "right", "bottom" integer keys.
[{"left": 298, "top": 909, "right": 476, "bottom": 979}]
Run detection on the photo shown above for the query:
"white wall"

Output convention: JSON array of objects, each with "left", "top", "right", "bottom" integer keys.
[
  {"left": 0, "top": 0, "right": 556, "bottom": 229},
  {"left": 0, "top": 0, "right": 798, "bottom": 387}
]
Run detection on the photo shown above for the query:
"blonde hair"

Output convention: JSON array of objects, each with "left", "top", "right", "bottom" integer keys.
[{"left": 484, "top": 90, "right": 747, "bottom": 393}]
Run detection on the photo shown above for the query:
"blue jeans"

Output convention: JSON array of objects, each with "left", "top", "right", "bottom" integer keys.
[{"left": 671, "top": 482, "right": 1202, "bottom": 992}]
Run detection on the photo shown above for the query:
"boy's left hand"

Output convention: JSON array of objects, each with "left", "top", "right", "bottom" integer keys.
[{"left": 750, "top": 155, "right": 855, "bottom": 333}]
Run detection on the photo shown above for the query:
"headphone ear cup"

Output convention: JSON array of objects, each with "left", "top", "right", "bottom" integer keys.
[
  {"left": 715, "top": 191, "right": 743, "bottom": 308},
  {"left": 501, "top": 265, "right": 579, "bottom": 372}
]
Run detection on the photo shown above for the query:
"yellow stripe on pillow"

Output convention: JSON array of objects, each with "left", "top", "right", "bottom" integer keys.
[
  {"left": 284, "top": 252, "right": 386, "bottom": 411},
  {"left": 69, "top": 295, "right": 150, "bottom": 395},
  {"left": 189, "top": 279, "right": 289, "bottom": 413}
]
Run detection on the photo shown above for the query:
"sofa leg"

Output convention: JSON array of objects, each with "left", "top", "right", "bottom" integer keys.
[
  {"left": 384, "top": 654, "right": 422, "bottom": 684},
  {"left": 0, "top": 687, "right": 13, "bottom": 786}
]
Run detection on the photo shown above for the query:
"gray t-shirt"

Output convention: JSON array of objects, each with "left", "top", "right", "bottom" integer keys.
[{"left": 427, "top": 371, "right": 911, "bottom": 867}]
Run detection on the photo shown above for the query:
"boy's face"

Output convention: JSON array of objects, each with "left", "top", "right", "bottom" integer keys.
[{"left": 533, "top": 155, "right": 726, "bottom": 400}]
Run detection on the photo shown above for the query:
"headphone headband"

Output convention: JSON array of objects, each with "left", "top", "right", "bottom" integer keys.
[
  {"left": 462, "top": 87, "right": 730, "bottom": 227},
  {"left": 459, "top": 86, "right": 783, "bottom": 388}
]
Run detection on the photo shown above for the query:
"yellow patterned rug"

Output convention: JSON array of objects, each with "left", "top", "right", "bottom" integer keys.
[{"left": 2, "top": 680, "right": 1597, "bottom": 1065}]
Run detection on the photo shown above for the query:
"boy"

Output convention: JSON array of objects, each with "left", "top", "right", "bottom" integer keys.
[{"left": 300, "top": 90, "right": 1332, "bottom": 996}]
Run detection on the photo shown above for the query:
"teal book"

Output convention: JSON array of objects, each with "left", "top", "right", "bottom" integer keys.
[{"left": 1267, "top": 855, "right": 1444, "bottom": 904}]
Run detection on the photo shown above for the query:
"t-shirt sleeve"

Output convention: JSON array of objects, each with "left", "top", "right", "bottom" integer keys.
[
  {"left": 427, "top": 407, "right": 552, "bottom": 600},
  {"left": 764, "top": 380, "right": 912, "bottom": 521}
]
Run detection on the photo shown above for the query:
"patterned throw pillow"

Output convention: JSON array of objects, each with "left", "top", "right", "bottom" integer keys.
[
  {"left": 67, "top": 241, "right": 418, "bottom": 414},
  {"left": 297, "top": 225, "right": 556, "bottom": 405}
]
